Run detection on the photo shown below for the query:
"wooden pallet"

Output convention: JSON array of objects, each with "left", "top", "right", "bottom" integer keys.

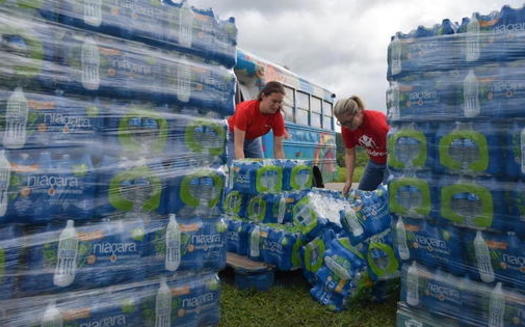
[{"left": 226, "top": 252, "right": 275, "bottom": 291}]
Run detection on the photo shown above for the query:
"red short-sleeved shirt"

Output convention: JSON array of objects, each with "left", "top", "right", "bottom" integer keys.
[
  {"left": 227, "top": 100, "right": 285, "bottom": 140},
  {"left": 342, "top": 110, "right": 390, "bottom": 164}
]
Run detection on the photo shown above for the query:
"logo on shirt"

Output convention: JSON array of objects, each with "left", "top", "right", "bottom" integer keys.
[{"left": 358, "top": 135, "right": 377, "bottom": 148}]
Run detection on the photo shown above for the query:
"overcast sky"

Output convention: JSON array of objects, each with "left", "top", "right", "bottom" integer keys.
[{"left": 190, "top": 0, "right": 524, "bottom": 112}]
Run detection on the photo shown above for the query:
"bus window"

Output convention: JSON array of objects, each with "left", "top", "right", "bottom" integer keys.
[
  {"left": 311, "top": 96, "right": 322, "bottom": 128},
  {"left": 296, "top": 91, "right": 310, "bottom": 125},
  {"left": 283, "top": 85, "right": 295, "bottom": 122},
  {"left": 323, "top": 101, "right": 334, "bottom": 130}
]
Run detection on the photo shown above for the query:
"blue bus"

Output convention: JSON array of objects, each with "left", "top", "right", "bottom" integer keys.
[{"left": 234, "top": 49, "right": 337, "bottom": 185}]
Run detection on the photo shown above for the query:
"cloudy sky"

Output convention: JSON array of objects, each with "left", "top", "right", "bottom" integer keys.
[{"left": 190, "top": 0, "right": 524, "bottom": 112}]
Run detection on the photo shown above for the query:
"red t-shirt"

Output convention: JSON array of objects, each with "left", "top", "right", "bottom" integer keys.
[
  {"left": 342, "top": 110, "right": 390, "bottom": 164},
  {"left": 227, "top": 100, "right": 285, "bottom": 140}
]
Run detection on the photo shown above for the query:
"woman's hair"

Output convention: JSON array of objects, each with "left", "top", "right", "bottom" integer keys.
[
  {"left": 257, "top": 81, "right": 286, "bottom": 101},
  {"left": 333, "top": 95, "right": 365, "bottom": 119}
]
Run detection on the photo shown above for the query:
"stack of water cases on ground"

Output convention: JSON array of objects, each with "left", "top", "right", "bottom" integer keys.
[
  {"left": 223, "top": 159, "right": 399, "bottom": 311},
  {"left": 223, "top": 159, "right": 314, "bottom": 271},
  {"left": 387, "top": 5, "right": 525, "bottom": 326},
  {"left": 0, "top": 0, "right": 237, "bottom": 326}
]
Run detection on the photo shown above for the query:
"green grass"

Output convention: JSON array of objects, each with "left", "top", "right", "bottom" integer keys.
[
  {"left": 334, "top": 166, "right": 364, "bottom": 184},
  {"left": 218, "top": 269, "right": 397, "bottom": 327}
]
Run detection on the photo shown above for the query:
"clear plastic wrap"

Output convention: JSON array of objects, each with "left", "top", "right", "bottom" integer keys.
[
  {"left": 0, "top": 272, "right": 221, "bottom": 327},
  {"left": 0, "top": 1, "right": 235, "bottom": 325},
  {"left": 387, "top": 5, "right": 525, "bottom": 121},
  {"left": 399, "top": 262, "right": 525, "bottom": 327},
  {"left": 388, "top": 5, "right": 525, "bottom": 326}
]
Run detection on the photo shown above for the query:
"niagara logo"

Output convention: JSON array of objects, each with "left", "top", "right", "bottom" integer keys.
[
  {"left": 428, "top": 283, "right": 460, "bottom": 302},
  {"left": 408, "top": 91, "right": 437, "bottom": 103},
  {"left": 415, "top": 235, "right": 447, "bottom": 251},
  {"left": 111, "top": 58, "right": 153, "bottom": 76},
  {"left": 182, "top": 292, "right": 217, "bottom": 308},
  {"left": 93, "top": 242, "right": 137, "bottom": 256},
  {"left": 495, "top": 23, "right": 525, "bottom": 33},
  {"left": 493, "top": 80, "right": 525, "bottom": 94},
  {"left": 503, "top": 254, "right": 525, "bottom": 267},
  {"left": 44, "top": 113, "right": 92, "bottom": 130},
  {"left": 78, "top": 314, "right": 126, "bottom": 327},
  {"left": 26, "top": 175, "right": 79, "bottom": 188},
  {"left": 262, "top": 239, "right": 283, "bottom": 254}
]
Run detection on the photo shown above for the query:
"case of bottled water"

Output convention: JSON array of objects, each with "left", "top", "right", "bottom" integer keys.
[
  {"left": 19, "top": 219, "right": 147, "bottom": 297},
  {"left": 388, "top": 171, "right": 433, "bottom": 219},
  {"left": 341, "top": 185, "right": 392, "bottom": 245},
  {"left": 388, "top": 122, "right": 436, "bottom": 172},
  {"left": 0, "top": 11, "right": 61, "bottom": 93},
  {"left": 301, "top": 229, "right": 336, "bottom": 285},
  {"left": 230, "top": 159, "right": 283, "bottom": 195},
  {"left": 364, "top": 229, "right": 400, "bottom": 281},
  {"left": 145, "top": 215, "right": 226, "bottom": 277},
  {"left": 170, "top": 167, "right": 225, "bottom": 219}
]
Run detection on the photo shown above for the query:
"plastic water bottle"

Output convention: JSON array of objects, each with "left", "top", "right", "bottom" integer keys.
[
  {"left": 81, "top": 36, "right": 100, "bottom": 91},
  {"left": 341, "top": 207, "right": 364, "bottom": 238},
  {"left": 396, "top": 218, "right": 411, "bottom": 261},
  {"left": 488, "top": 282, "right": 506, "bottom": 327},
  {"left": 165, "top": 214, "right": 181, "bottom": 272},
  {"left": 175, "top": 56, "right": 192, "bottom": 103},
  {"left": 155, "top": 277, "right": 172, "bottom": 327},
  {"left": 466, "top": 13, "right": 481, "bottom": 62},
  {"left": 463, "top": 69, "right": 480, "bottom": 118},
  {"left": 386, "top": 81, "right": 400, "bottom": 121},
  {"left": 178, "top": 1, "right": 194, "bottom": 48},
  {"left": 406, "top": 261, "right": 420, "bottom": 306},
  {"left": 0, "top": 150, "right": 10, "bottom": 218},
  {"left": 389, "top": 34, "right": 403, "bottom": 77},
  {"left": 249, "top": 225, "right": 260, "bottom": 258},
  {"left": 474, "top": 231, "right": 495, "bottom": 283},
  {"left": 54, "top": 220, "right": 79, "bottom": 287},
  {"left": 3, "top": 87, "right": 29, "bottom": 149},
  {"left": 40, "top": 301, "right": 63, "bottom": 327}
]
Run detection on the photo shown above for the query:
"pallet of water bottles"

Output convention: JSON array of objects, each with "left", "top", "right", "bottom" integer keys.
[
  {"left": 0, "top": 272, "right": 221, "bottom": 327},
  {"left": 0, "top": 213, "right": 228, "bottom": 300},
  {"left": 386, "top": 4, "right": 525, "bottom": 121},
  {"left": 0, "top": 0, "right": 237, "bottom": 116}
]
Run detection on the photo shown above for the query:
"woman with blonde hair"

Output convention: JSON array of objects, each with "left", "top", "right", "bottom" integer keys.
[{"left": 334, "top": 95, "right": 390, "bottom": 194}]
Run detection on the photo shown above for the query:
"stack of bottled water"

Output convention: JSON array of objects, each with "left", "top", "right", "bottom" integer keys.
[
  {"left": 307, "top": 185, "right": 399, "bottom": 311},
  {"left": 388, "top": 5, "right": 525, "bottom": 326},
  {"left": 223, "top": 159, "right": 314, "bottom": 271},
  {"left": 0, "top": 0, "right": 236, "bottom": 326}
]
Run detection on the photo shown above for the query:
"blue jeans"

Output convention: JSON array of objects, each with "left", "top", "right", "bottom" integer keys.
[
  {"left": 358, "top": 160, "right": 389, "bottom": 191},
  {"left": 227, "top": 131, "right": 264, "bottom": 164}
]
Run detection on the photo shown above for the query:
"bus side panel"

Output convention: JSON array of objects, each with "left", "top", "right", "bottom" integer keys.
[{"left": 261, "top": 125, "right": 337, "bottom": 183}]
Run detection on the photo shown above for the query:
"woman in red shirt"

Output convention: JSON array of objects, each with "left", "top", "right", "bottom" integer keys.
[
  {"left": 227, "top": 81, "right": 286, "bottom": 161},
  {"left": 334, "top": 96, "right": 390, "bottom": 194}
]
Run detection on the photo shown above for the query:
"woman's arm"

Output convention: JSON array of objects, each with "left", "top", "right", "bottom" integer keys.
[
  {"left": 343, "top": 147, "right": 356, "bottom": 195},
  {"left": 234, "top": 127, "right": 246, "bottom": 159},
  {"left": 273, "top": 136, "right": 284, "bottom": 159}
]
